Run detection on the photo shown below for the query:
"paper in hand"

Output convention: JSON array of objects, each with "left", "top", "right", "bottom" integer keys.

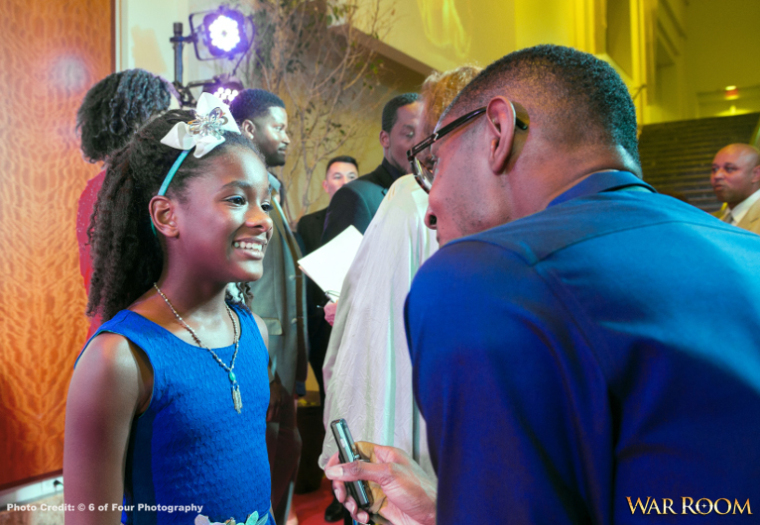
[{"left": 298, "top": 226, "right": 363, "bottom": 301}]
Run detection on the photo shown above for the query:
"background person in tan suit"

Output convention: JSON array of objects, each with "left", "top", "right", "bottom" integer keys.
[{"left": 711, "top": 143, "right": 760, "bottom": 234}]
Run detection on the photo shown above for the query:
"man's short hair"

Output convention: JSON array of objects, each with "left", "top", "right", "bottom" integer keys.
[
  {"left": 381, "top": 93, "right": 420, "bottom": 133},
  {"left": 230, "top": 88, "right": 286, "bottom": 123},
  {"left": 325, "top": 155, "right": 359, "bottom": 178},
  {"left": 447, "top": 45, "right": 640, "bottom": 165}
]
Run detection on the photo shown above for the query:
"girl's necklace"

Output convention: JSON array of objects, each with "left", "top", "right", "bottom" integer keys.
[{"left": 153, "top": 283, "right": 243, "bottom": 414}]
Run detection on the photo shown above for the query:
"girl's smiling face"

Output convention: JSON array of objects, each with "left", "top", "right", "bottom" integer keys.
[{"left": 169, "top": 146, "right": 274, "bottom": 284}]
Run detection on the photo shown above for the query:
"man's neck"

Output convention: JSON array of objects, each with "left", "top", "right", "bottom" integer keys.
[{"left": 381, "top": 157, "right": 404, "bottom": 181}]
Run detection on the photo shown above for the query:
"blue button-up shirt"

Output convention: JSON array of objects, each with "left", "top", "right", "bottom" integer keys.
[{"left": 405, "top": 171, "right": 760, "bottom": 524}]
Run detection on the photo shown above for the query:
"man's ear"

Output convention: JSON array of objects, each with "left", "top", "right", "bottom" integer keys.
[
  {"left": 752, "top": 164, "right": 760, "bottom": 184},
  {"left": 485, "top": 97, "right": 518, "bottom": 174},
  {"left": 379, "top": 129, "right": 390, "bottom": 149},
  {"left": 149, "top": 196, "right": 180, "bottom": 238},
  {"left": 241, "top": 119, "right": 256, "bottom": 141},
  {"left": 322, "top": 179, "right": 330, "bottom": 193}
]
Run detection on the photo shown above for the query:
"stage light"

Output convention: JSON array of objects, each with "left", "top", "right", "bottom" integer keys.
[
  {"left": 208, "top": 13, "right": 241, "bottom": 52},
  {"left": 170, "top": 7, "right": 253, "bottom": 106},
  {"left": 202, "top": 76, "right": 245, "bottom": 104},
  {"left": 189, "top": 7, "right": 252, "bottom": 60}
]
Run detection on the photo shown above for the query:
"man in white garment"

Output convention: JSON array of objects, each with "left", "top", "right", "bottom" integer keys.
[
  {"left": 319, "top": 175, "right": 438, "bottom": 475},
  {"left": 711, "top": 143, "right": 760, "bottom": 234},
  {"left": 318, "top": 67, "right": 481, "bottom": 485}
]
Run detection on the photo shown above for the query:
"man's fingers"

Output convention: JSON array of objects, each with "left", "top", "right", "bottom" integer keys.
[
  {"left": 355, "top": 441, "right": 412, "bottom": 467},
  {"left": 331, "top": 479, "right": 347, "bottom": 502},
  {"left": 344, "top": 495, "right": 362, "bottom": 522},
  {"left": 325, "top": 459, "right": 393, "bottom": 485},
  {"left": 325, "top": 451, "right": 341, "bottom": 468}
]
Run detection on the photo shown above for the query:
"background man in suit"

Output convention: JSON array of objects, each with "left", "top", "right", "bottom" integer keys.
[
  {"left": 711, "top": 143, "right": 760, "bottom": 234},
  {"left": 298, "top": 156, "right": 359, "bottom": 255},
  {"left": 321, "top": 93, "right": 421, "bottom": 244},
  {"left": 295, "top": 155, "right": 358, "bottom": 523},
  {"left": 296, "top": 155, "right": 359, "bottom": 403},
  {"left": 230, "top": 89, "right": 307, "bottom": 525}
]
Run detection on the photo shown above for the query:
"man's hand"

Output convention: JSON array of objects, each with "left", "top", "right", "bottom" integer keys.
[
  {"left": 325, "top": 442, "right": 437, "bottom": 525},
  {"left": 267, "top": 374, "right": 287, "bottom": 422},
  {"left": 323, "top": 301, "right": 338, "bottom": 326}
]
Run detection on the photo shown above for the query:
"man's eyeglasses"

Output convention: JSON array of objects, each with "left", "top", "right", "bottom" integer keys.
[{"left": 407, "top": 105, "right": 528, "bottom": 193}]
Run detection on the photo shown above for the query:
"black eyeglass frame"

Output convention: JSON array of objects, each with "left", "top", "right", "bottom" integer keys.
[{"left": 407, "top": 105, "right": 528, "bottom": 192}]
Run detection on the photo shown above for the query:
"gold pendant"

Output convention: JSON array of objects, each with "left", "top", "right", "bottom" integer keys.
[{"left": 232, "top": 385, "right": 243, "bottom": 413}]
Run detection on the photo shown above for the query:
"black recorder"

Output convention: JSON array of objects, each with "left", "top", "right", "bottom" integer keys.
[{"left": 330, "top": 418, "right": 373, "bottom": 511}]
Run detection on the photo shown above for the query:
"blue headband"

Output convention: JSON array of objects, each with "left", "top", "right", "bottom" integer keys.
[
  {"left": 151, "top": 149, "right": 191, "bottom": 235},
  {"left": 150, "top": 92, "right": 242, "bottom": 236},
  {"left": 158, "top": 149, "right": 191, "bottom": 196}
]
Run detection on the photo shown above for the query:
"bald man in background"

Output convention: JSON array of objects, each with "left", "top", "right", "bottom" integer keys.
[{"left": 711, "top": 143, "right": 760, "bottom": 234}]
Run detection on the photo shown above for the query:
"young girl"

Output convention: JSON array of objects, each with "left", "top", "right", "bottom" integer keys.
[{"left": 64, "top": 94, "right": 275, "bottom": 525}]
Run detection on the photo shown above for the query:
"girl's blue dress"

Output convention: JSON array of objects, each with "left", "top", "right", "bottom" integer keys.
[{"left": 78, "top": 303, "right": 273, "bottom": 525}]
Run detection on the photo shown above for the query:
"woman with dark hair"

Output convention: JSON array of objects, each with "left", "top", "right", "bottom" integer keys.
[{"left": 75, "top": 69, "right": 178, "bottom": 337}]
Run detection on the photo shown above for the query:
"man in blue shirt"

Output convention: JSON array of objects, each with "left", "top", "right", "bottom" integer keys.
[{"left": 325, "top": 45, "right": 760, "bottom": 524}]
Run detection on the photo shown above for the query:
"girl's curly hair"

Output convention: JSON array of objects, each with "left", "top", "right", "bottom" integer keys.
[
  {"left": 87, "top": 109, "right": 263, "bottom": 321},
  {"left": 77, "top": 69, "right": 178, "bottom": 163}
]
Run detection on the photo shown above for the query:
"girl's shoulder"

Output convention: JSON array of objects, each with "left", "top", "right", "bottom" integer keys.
[
  {"left": 72, "top": 330, "right": 152, "bottom": 415},
  {"left": 228, "top": 302, "right": 269, "bottom": 348},
  {"left": 228, "top": 302, "right": 268, "bottom": 348},
  {"left": 251, "top": 312, "right": 268, "bottom": 348}
]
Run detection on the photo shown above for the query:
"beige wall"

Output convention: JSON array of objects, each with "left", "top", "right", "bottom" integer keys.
[
  {"left": 120, "top": 0, "right": 759, "bottom": 213},
  {"left": 116, "top": 0, "right": 225, "bottom": 84},
  {"left": 380, "top": 0, "right": 515, "bottom": 71},
  {"left": 685, "top": 0, "right": 760, "bottom": 117}
]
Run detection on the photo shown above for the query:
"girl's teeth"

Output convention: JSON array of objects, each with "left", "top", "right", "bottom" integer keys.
[{"left": 234, "top": 241, "right": 261, "bottom": 250}]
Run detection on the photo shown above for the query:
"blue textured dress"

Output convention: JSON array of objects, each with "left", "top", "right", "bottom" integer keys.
[{"left": 77, "top": 303, "right": 273, "bottom": 525}]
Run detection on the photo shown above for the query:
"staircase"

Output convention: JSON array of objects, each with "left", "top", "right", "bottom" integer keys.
[{"left": 639, "top": 113, "right": 760, "bottom": 213}]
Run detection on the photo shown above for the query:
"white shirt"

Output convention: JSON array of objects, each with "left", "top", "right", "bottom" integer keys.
[{"left": 726, "top": 188, "right": 760, "bottom": 225}]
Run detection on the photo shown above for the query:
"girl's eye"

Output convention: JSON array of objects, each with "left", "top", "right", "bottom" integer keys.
[
  {"left": 227, "top": 196, "right": 247, "bottom": 206},
  {"left": 261, "top": 201, "right": 273, "bottom": 213}
]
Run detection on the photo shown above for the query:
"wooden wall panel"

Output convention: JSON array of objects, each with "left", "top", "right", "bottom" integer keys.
[{"left": 0, "top": 0, "right": 112, "bottom": 486}]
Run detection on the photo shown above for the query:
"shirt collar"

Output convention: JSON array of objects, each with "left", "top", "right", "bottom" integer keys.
[
  {"left": 729, "top": 188, "right": 760, "bottom": 224},
  {"left": 548, "top": 170, "right": 655, "bottom": 208},
  {"left": 268, "top": 172, "right": 282, "bottom": 193}
]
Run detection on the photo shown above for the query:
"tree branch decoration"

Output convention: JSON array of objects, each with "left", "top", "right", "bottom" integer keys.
[{"left": 238, "top": 0, "right": 392, "bottom": 222}]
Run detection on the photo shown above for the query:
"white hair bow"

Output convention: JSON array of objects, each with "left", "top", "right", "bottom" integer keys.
[{"left": 160, "top": 92, "right": 241, "bottom": 158}]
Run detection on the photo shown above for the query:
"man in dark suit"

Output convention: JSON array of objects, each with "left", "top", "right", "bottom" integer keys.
[
  {"left": 296, "top": 155, "right": 358, "bottom": 523},
  {"left": 230, "top": 88, "right": 307, "bottom": 525},
  {"left": 321, "top": 93, "right": 421, "bottom": 244},
  {"left": 296, "top": 156, "right": 359, "bottom": 401},
  {"left": 298, "top": 156, "right": 360, "bottom": 255}
]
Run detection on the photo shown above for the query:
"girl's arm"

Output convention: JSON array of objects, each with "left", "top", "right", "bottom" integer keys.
[{"left": 64, "top": 333, "right": 152, "bottom": 525}]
